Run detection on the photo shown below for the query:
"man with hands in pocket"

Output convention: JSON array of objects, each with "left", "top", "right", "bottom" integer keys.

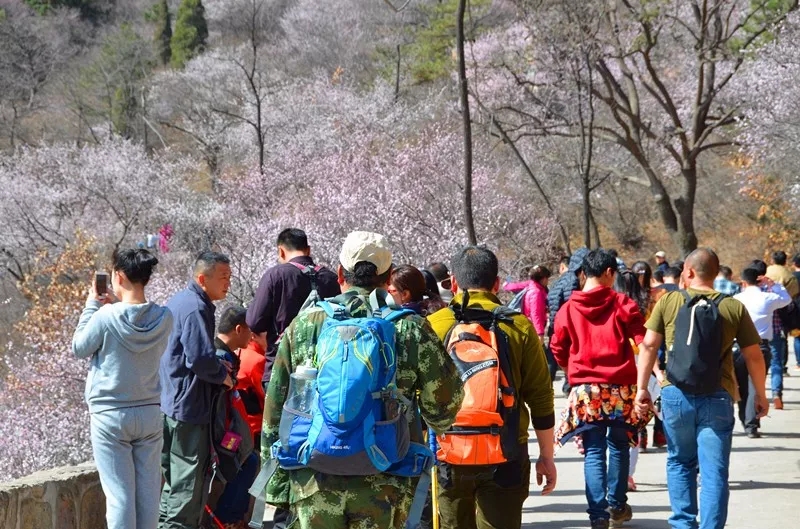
[{"left": 635, "top": 248, "right": 768, "bottom": 529}]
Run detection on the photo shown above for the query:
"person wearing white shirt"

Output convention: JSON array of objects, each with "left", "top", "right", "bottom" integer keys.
[{"left": 733, "top": 268, "right": 792, "bottom": 437}]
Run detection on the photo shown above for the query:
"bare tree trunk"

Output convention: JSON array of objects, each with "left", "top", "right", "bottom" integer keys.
[
  {"left": 394, "top": 44, "right": 401, "bottom": 102},
  {"left": 456, "top": 0, "right": 477, "bottom": 245},
  {"left": 589, "top": 210, "right": 601, "bottom": 248},
  {"left": 582, "top": 177, "right": 591, "bottom": 248}
]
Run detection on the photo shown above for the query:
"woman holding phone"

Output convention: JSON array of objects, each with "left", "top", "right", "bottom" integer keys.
[{"left": 72, "top": 249, "right": 173, "bottom": 529}]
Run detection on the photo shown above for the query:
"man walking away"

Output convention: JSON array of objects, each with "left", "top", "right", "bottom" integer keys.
[
  {"left": 766, "top": 251, "right": 799, "bottom": 378},
  {"left": 792, "top": 253, "right": 800, "bottom": 370},
  {"left": 259, "top": 231, "right": 464, "bottom": 529},
  {"left": 246, "top": 228, "right": 339, "bottom": 391},
  {"left": 734, "top": 267, "right": 791, "bottom": 425},
  {"left": 655, "top": 251, "right": 669, "bottom": 274},
  {"left": 428, "top": 246, "right": 557, "bottom": 529},
  {"left": 160, "top": 252, "right": 235, "bottom": 529},
  {"left": 635, "top": 248, "right": 767, "bottom": 529},
  {"left": 427, "top": 261, "right": 454, "bottom": 303},
  {"left": 547, "top": 247, "right": 589, "bottom": 395},
  {"left": 713, "top": 266, "right": 741, "bottom": 296}
]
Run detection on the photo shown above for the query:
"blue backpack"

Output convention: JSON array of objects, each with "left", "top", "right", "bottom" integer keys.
[{"left": 249, "top": 290, "right": 435, "bottom": 529}]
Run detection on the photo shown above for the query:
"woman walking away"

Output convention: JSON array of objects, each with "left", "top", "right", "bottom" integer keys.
[
  {"left": 390, "top": 264, "right": 447, "bottom": 316},
  {"left": 551, "top": 249, "right": 652, "bottom": 529},
  {"left": 631, "top": 260, "right": 667, "bottom": 449},
  {"left": 505, "top": 265, "right": 556, "bottom": 380},
  {"left": 613, "top": 270, "right": 663, "bottom": 492},
  {"left": 72, "top": 249, "right": 173, "bottom": 529}
]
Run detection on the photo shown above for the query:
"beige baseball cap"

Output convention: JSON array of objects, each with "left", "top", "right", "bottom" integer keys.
[
  {"left": 655, "top": 251, "right": 666, "bottom": 258},
  {"left": 339, "top": 231, "right": 393, "bottom": 274}
]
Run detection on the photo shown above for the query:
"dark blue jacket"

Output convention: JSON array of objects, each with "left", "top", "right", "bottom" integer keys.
[
  {"left": 547, "top": 248, "right": 589, "bottom": 336},
  {"left": 160, "top": 281, "right": 227, "bottom": 424}
]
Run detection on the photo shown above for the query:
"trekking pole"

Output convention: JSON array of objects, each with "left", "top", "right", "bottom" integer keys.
[
  {"left": 429, "top": 428, "right": 440, "bottom": 529},
  {"left": 204, "top": 505, "right": 225, "bottom": 529}
]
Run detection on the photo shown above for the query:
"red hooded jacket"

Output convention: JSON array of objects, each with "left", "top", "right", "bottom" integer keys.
[{"left": 550, "top": 286, "right": 645, "bottom": 385}]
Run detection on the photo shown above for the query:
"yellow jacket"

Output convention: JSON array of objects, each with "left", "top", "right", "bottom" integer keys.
[
  {"left": 427, "top": 290, "right": 555, "bottom": 444},
  {"left": 766, "top": 264, "right": 799, "bottom": 298}
]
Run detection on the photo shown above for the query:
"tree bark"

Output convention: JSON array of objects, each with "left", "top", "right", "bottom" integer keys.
[{"left": 456, "top": 0, "right": 477, "bottom": 245}]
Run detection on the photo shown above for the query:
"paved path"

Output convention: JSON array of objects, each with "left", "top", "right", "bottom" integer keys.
[{"left": 522, "top": 368, "right": 800, "bottom": 528}]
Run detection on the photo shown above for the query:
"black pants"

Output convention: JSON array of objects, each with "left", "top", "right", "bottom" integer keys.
[{"left": 734, "top": 340, "right": 771, "bottom": 431}]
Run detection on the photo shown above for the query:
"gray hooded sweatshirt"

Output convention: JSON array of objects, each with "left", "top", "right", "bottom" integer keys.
[{"left": 72, "top": 299, "right": 173, "bottom": 413}]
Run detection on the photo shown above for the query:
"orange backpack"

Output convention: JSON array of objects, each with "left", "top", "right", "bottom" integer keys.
[{"left": 437, "top": 293, "right": 520, "bottom": 466}]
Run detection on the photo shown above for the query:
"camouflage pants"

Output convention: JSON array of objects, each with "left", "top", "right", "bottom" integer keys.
[{"left": 290, "top": 484, "right": 413, "bottom": 529}]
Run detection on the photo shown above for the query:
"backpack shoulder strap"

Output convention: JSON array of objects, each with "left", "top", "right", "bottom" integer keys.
[
  {"left": 318, "top": 300, "right": 349, "bottom": 320},
  {"left": 679, "top": 290, "right": 692, "bottom": 304},
  {"left": 290, "top": 261, "right": 319, "bottom": 291},
  {"left": 712, "top": 293, "right": 727, "bottom": 307}
]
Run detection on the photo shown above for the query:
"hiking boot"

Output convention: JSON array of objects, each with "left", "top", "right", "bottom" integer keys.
[
  {"left": 609, "top": 504, "right": 633, "bottom": 528},
  {"left": 591, "top": 519, "right": 610, "bottom": 529},
  {"left": 774, "top": 396, "right": 784, "bottom": 410},
  {"left": 653, "top": 431, "right": 667, "bottom": 448},
  {"left": 746, "top": 428, "right": 761, "bottom": 439}
]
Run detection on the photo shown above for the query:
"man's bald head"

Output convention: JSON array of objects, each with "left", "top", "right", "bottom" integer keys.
[{"left": 685, "top": 248, "right": 720, "bottom": 282}]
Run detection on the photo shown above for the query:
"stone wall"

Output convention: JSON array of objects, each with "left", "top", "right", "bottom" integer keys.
[{"left": 0, "top": 463, "right": 106, "bottom": 529}]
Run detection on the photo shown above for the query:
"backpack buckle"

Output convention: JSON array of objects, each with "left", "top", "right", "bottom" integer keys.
[{"left": 489, "top": 426, "right": 501, "bottom": 436}]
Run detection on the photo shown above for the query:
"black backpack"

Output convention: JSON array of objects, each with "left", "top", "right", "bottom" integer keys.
[
  {"left": 666, "top": 291, "right": 727, "bottom": 395},
  {"left": 209, "top": 388, "right": 255, "bottom": 485}
]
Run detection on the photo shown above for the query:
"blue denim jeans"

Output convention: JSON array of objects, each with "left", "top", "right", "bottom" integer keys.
[
  {"left": 794, "top": 336, "right": 800, "bottom": 366},
  {"left": 582, "top": 424, "right": 630, "bottom": 522},
  {"left": 770, "top": 335, "right": 786, "bottom": 397},
  {"left": 661, "top": 385, "right": 734, "bottom": 529}
]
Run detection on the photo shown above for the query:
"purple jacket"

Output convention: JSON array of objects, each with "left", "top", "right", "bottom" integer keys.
[{"left": 246, "top": 256, "right": 339, "bottom": 384}]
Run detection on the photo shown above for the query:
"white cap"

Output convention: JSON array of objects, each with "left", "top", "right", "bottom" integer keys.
[
  {"left": 655, "top": 251, "right": 666, "bottom": 258},
  {"left": 339, "top": 231, "right": 393, "bottom": 275}
]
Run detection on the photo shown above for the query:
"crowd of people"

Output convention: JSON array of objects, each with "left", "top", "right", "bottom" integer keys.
[{"left": 70, "top": 230, "right": 800, "bottom": 529}]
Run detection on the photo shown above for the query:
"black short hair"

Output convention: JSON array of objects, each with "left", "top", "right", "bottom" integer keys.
[
  {"left": 276, "top": 228, "right": 309, "bottom": 251},
  {"left": 653, "top": 270, "right": 664, "bottom": 283},
  {"left": 741, "top": 267, "right": 759, "bottom": 286},
  {"left": 772, "top": 251, "right": 787, "bottom": 266},
  {"left": 427, "top": 262, "right": 450, "bottom": 282},
  {"left": 582, "top": 249, "right": 618, "bottom": 278},
  {"left": 559, "top": 255, "right": 570, "bottom": 267},
  {"left": 747, "top": 259, "right": 767, "bottom": 277},
  {"left": 450, "top": 246, "right": 498, "bottom": 291},
  {"left": 664, "top": 266, "right": 682, "bottom": 279},
  {"left": 112, "top": 249, "right": 159, "bottom": 286},
  {"left": 193, "top": 251, "right": 230, "bottom": 276},
  {"left": 342, "top": 261, "right": 391, "bottom": 289},
  {"left": 793, "top": 253, "right": 800, "bottom": 268},
  {"left": 719, "top": 265, "right": 733, "bottom": 279},
  {"left": 673, "top": 260, "right": 684, "bottom": 272},
  {"left": 608, "top": 249, "right": 619, "bottom": 259},
  {"left": 218, "top": 305, "right": 248, "bottom": 334}
]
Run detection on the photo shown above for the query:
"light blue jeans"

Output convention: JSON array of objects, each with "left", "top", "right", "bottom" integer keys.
[
  {"left": 661, "top": 385, "right": 734, "bottom": 529},
  {"left": 91, "top": 405, "right": 163, "bottom": 529}
]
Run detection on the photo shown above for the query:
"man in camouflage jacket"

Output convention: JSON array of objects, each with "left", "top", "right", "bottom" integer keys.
[{"left": 260, "top": 231, "right": 464, "bottom": 529}]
